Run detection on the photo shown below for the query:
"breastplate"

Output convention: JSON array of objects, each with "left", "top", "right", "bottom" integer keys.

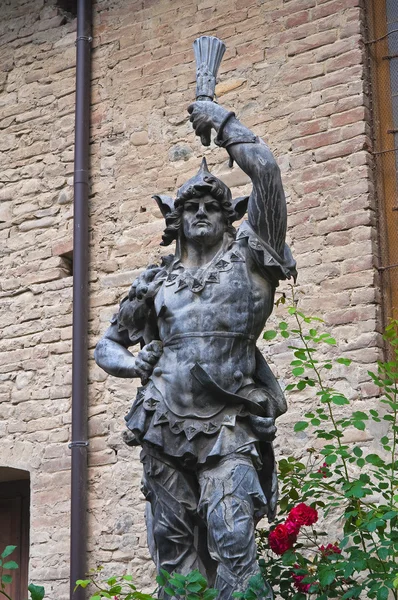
[{"left": 149, "top": 243, "right": 273, "bottom": 420}]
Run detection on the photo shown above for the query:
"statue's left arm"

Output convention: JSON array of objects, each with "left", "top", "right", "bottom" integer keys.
[{"left": 188, "top": 102, "right": 287, "bottom": 260}]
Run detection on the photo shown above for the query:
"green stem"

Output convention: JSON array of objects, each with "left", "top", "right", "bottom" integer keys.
[
  {"left": 290, "top": 290, "right": 350, "bottom": 484},
  {"left": 0, "top": 590, "right": 13, "bottom": 600},
  {"left": 390, "top": 380, "right": 397, "bottom": 509}
]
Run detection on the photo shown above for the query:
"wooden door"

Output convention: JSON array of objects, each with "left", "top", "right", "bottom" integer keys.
[{"left": 0, "top": 481, "right": 30, "bottom": 600}]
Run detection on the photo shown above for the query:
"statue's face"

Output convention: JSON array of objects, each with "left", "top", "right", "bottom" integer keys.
[{"left": 182, "top": 194, "right": 227, "bottom": 246}]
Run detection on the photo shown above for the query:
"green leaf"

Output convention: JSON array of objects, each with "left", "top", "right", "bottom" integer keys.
[
  {"left": 377, "top": 587, "right": 389, "bottom": 600},
  {"left": 294, "top": 421, "right": 309, "bottom": 432},
  {"left": 318, "top": 567, "right": 335, "bottom": 587},
  {"left": 108, "top": 585, "right": 122, "bottom": 595},
  {"left": 382, "top": 510, "right": 397, "bottom": 520},
  {"left": 377, "top": 547, "right": 389, "bottom": 560},
  {"left": 1, "top": 546, "right": 16, "bottom": 560},
  {"left": 186, "top": 583, "right": 203, "bottom": 593},
  {"left": 366, "top": 454, "right": 383, "bottom": 466},
  {"left": 353, "top": 447, "right": 363, "bottom": 457},
  {"left": 28, "top": 583, "right": 45, "bottom": 600},
  {"left": 156, "top": 574, "right": 166, "bottom": 586},
  {"left": 171, "top": 573, "right": 186, "bottom": 583},
  {"left": 203, "top": 590, "right": 218, "bottom": 600},
  {"left": 384, "top": 415, "right": 396, "bottom": 423},
  {"left": 352, "top": 411, "right": 369, "bottom": 420},
  {"left": 292, "top": 367, "right": 305, "bottom": 376},
  {"left": 291, "top": 360, "right": 303, "bottom": 367},
  {"left": 331, "top": 395, "right": 349, "bottom": 406},
  {"left": 336, "top": 358, "right": 352, "bottom": 366},
  {"left": 3, "top": 561, "right": 18, "bottom": 570},
  {"left": 164, "top": 587, "right": 175, "bottom": 596},
  {"left": 75, "top": 579, "right": 91, "bottom": 588},
  {"left": 279, "top": 322, "right": 288, "bottom": 330},
  {"left": 186, "top": 571, "right": 206, "bottom": 584},
  {"left": 2, "top": 574, "right": 12, "bottom": 584},
  {"left": 324, "top": 337, "right": 337, "bottom": 345},
  {"left": 263, "top": 330, "right": 277, "bottom": 340}
]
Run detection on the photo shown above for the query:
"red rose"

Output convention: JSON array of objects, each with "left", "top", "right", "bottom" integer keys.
[
  {"left": 285, "top": 518, "right": 300, "bottom": 539},
  {"left": 288, "top": 503, "right": 318, "bottom": 527},
  {"left": 292, "top": 565, "right": 312, "bottom": 593},
  {"left": 269, "top": 523, "right": 294, "bottom": 555},
  {"left": 320, "top": 543, "right": 341, "bottom": 557}
]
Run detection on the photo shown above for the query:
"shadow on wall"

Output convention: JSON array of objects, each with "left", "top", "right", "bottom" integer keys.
[{"left": 55, "top": 0, "right": 77, "bottom": 19}]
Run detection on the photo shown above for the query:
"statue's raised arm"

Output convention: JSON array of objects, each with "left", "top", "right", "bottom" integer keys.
[{"left": 188, "top": 101, "right": 294, "bottom": 274}]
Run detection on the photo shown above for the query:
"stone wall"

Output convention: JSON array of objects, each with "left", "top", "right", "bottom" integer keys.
[
  {"left": 0, "top": 0, "right": 77, "bottom": 597},
  {"left": 0, "top": 0, "right": 381, "bottom": 597}
]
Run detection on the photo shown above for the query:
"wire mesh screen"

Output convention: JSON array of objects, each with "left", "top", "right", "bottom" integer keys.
[{"left": 368, "top": 0, "right": 398, "bottom": 322}]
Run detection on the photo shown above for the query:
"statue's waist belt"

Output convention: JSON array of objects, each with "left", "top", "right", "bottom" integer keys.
[{"left": 163, "top": 331, "right": 256, "bottom": 347}]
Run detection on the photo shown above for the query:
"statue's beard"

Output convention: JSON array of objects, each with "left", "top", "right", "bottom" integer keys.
[{"left": 183, "top": 224, "right": 225, "bottom": 247}]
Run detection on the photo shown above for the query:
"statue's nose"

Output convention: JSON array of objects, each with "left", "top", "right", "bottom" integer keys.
[{"left": 196, "top": 204, "right": 207, "bottom": 217}]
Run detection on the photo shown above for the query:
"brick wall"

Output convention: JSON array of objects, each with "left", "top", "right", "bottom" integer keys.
[
  {"left": 0, "top": 1, "right": 77, "bottom": 597},
  {"left": 0, "top": 0, "right": 380, "bottom": 597}
]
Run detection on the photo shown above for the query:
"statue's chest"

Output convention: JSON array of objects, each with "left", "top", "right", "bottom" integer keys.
[{"left": 154, "top": 246, "right": 271, "bottom": 335}]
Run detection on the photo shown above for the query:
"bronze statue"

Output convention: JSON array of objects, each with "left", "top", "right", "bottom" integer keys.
[{"left": 95, "top": 37, "right": 296, "bottom": 600}]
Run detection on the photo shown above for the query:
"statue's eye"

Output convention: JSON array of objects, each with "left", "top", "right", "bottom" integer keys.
[
  {"left": 206, "top": 202, "right": 221, "bottom": 212},
  {"left": 185, "top": 203, "right": 198, "bottom": 212}
]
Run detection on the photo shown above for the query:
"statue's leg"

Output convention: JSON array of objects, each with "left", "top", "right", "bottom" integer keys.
[
  {"left": 141, "top": 450, "right": 201, "bottom": 587},
  {"left": 198, "top": 456, "right": 273, "bottom": 600}
]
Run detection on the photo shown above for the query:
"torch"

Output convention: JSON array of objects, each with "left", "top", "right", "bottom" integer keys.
[{"left": 193, "top": 35, "right": 226, "bottom": 146}]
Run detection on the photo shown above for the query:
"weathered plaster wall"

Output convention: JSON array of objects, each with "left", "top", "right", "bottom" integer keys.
[{"left": 0, "top": 0, "right": 381, "bottom": 597}]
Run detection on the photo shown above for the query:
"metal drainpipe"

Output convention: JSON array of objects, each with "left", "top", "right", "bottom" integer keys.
[{"left": 69, "top": 0, "right": 92, "bottom": 597}]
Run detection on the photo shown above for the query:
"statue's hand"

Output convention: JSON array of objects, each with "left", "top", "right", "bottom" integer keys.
[
  {"left": 262, "top": 420, "right": 277, "bottom": 442},
  {"left": 135, "top": 340, "right": 163, "bottom": 384},
  {"left": 188, "top": 102, "right": 229, "bottom": 144}
]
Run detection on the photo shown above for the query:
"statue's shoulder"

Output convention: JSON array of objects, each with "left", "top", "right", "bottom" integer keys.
[
  {"left": 236, "top": 221, "right": 297, "bottom": 284},
  {"left": 115, "top": 255, "right": 173, "bottom": 344},
  {"left": 127, "top": 254, "right": 173, "bottom": 302}
]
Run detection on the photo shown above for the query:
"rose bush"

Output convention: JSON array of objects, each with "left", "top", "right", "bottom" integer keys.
[{"left": 257, "top": 290, "right": 398, "bottom": 600}]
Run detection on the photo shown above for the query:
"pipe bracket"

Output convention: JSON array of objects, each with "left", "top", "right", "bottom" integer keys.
[
  {"left": 75, "top": 36, "right": 93, "bottom": 45},
  {"left": 68, "top": 441, "right": 89, "bottom": 449}
]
